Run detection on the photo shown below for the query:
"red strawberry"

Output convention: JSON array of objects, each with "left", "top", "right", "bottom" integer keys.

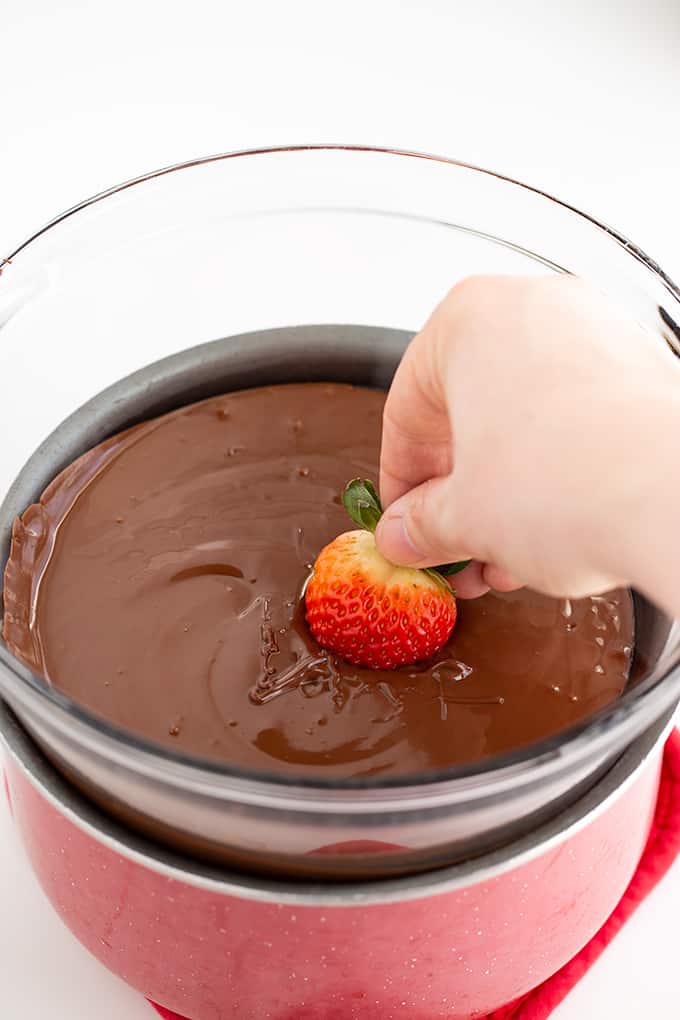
[{"left": 304, "top": 480, "right": 468, "bottom": 670}]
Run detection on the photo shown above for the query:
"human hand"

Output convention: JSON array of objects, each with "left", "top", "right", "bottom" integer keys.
[{"left": 376, "top": 275, "right": 680, "bottom": 605}]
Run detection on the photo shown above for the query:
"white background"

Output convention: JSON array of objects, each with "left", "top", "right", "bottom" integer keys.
[{"left": 1, "top": 1, "right": 679, "bottom": 1017}]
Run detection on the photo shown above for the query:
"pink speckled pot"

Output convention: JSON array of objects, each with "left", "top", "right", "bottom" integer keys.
[{"left": 1, "top": 701, "right": 673, "bottom": 1020}]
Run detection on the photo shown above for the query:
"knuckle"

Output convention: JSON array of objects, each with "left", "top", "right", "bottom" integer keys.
[
  {"left": 447, "top": 274, "right": 489, "bottom": 302},
  {"left": 439, "top": 275, "right": 489, "bottom": 322}
]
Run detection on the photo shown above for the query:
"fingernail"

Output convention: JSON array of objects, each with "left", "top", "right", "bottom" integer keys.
[{"left": 375, "top": 512, "right": 423, "bottom": 565}]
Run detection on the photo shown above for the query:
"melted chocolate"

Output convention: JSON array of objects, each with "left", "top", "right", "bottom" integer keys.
[{"left": 3, "top": 383, "right": 633, "bottom": 778}]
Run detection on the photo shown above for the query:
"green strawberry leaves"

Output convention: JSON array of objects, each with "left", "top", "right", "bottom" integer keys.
[
  {"left": 342, "top": 478, "right": 384, "bottom": 532},
  {"left": 433, "top": 560, "right": 471, "bottom": 576},
  {"left": 342, "top": 478, "right": 471, "bottom": 580}
]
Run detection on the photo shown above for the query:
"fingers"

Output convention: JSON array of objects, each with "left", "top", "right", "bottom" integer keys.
[
  {"left": 375, "top": 477, "right": 524, "bottom": 598},
  {"left": 453, "top": 563, "right": 523, "bottom": 599},
  {"left": 379, "top": 330, "right": 452, "bottom": 509},
  {"left": 378, "top": 277, "right": 531, "bottom": 599},
  {"left": 481, "top": 563, "right": 523, "bottom": 593},
  {"left": 448, "top": 561, "right": 490, "bottom": 599},
  {"left": 375, "top": 474, "right": 472, "bottom": 569},
  {"left": 443, "top": 563, "right": 523, "bottom": 599}
]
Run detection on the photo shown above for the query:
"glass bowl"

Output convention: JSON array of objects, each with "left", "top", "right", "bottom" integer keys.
[{"left": 0, "top": 145, "right": 679, "bottom": 879}]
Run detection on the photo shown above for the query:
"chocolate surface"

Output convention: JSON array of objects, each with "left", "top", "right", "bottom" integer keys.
[{"left": 3, "top": 383, "right": 633, "bottom": 778}]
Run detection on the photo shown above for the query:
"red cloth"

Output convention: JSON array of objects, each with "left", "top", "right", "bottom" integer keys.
[{"left": 151, "top": 730, "right": 680, "bottom": 1020}]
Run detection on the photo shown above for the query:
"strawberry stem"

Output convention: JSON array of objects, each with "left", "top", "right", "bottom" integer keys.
[{"left": 341, "top": 479, "right": 471, "bottom": 578}]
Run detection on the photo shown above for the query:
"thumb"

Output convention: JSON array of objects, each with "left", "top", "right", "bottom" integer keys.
[{"left": 375, "top": 475, "right": 472, "bottom": 569}]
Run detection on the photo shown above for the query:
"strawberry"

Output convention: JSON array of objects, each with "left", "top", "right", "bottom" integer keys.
[{"left": 304, "top": 480, "right": 469, "bottom": 670}]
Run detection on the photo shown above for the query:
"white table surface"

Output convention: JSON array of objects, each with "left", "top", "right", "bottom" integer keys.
[{"left": 1, "top": 2, "right": 679, "bottom": 1016}]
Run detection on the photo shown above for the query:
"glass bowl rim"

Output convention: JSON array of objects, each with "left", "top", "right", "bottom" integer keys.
[{"left": 2, "top": 142, "right": 680, "bottom": 308}]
